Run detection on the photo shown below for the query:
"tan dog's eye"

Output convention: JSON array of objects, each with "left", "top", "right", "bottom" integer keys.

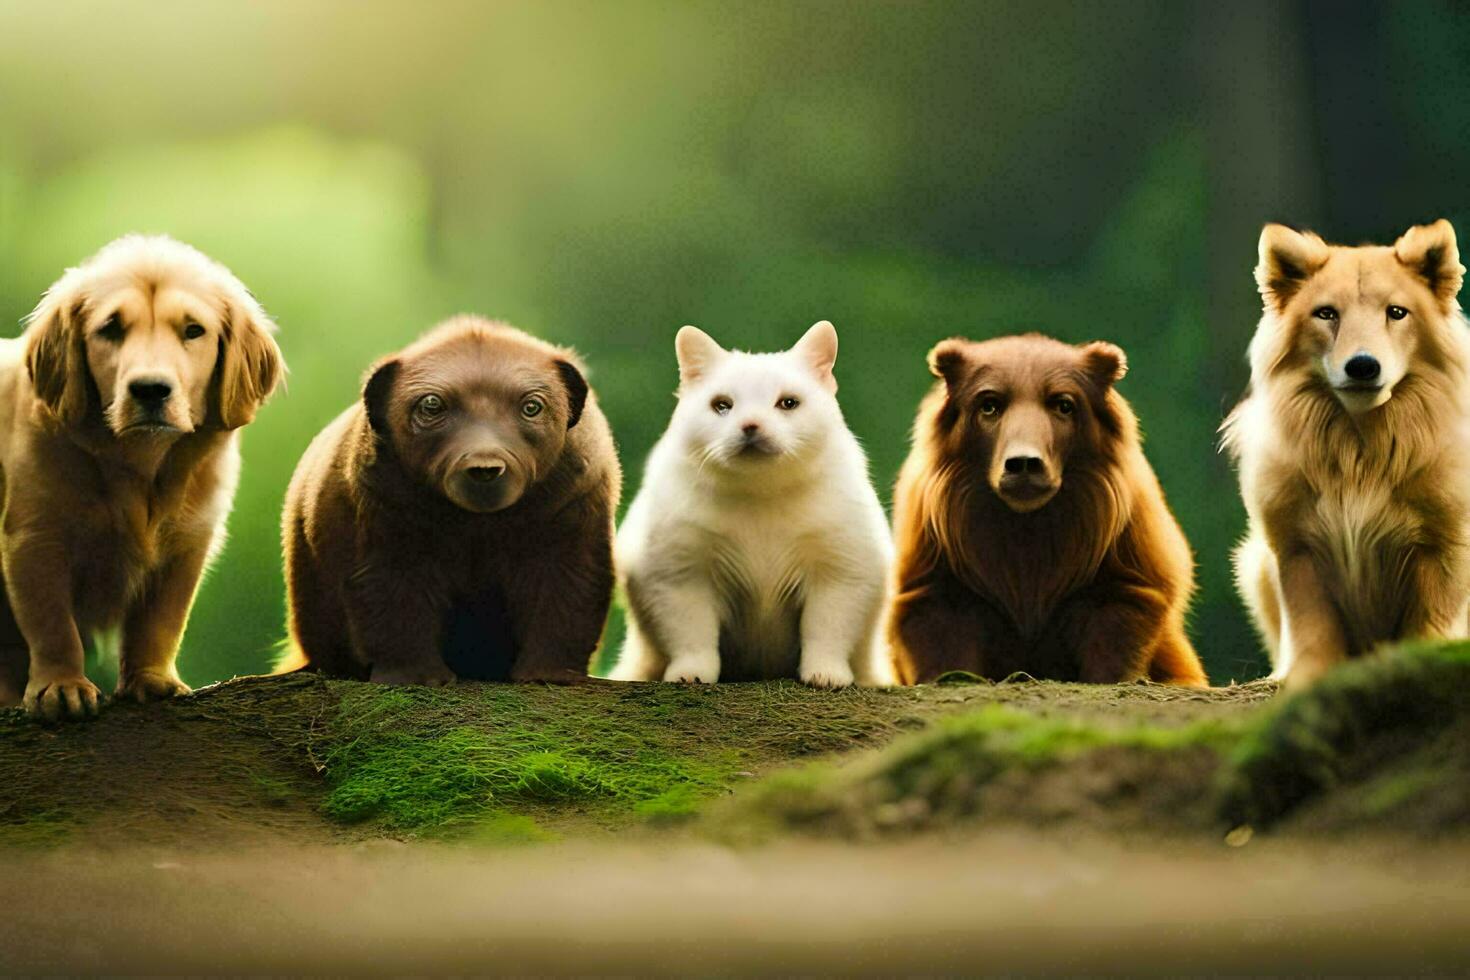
[
  {"left": 1387, "top": 305, "right": 1408, "bottom": 321},
  {"left": 183, "top": 322, "right": 206, "bottom": 340},
  {"left": 415, "top": 394, "right": 446, "bottom": 418},
  {"left": 776, "top": 396, "right": 800, "bottom": 411},
  {"left": 978, "top": 396, "right": 1002, "bottom": 417},
  {"left": 1054, "top": 396, "right": 1076, "bottom": 416},
  {"left": 97, "top": 314, "right": 124, "bottom": 342},
  {"left": 521, "top": 399, "right": 544, "bottom": 419},
  {"left": 1312, "top": 306, "right": 1338, "bottom": 321},
  {"left": 711, "top": 397, "right": 733, "bottom": 415}
]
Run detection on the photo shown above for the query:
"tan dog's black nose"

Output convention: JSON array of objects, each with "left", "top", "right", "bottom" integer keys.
[
  {"left": 1345, "top": 353, "right": 1381, "bottom": 382},
  {"left": 128, "top": 379, "right": 173, "bottom": 405}
]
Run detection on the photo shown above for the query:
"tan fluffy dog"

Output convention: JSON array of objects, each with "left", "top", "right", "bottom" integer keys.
[
  {"left": 0, "top": 235, "right": 282, "bottom": 719},
  {"left": 1223, "top": 220, "right": 1470, "bottom": 688}
]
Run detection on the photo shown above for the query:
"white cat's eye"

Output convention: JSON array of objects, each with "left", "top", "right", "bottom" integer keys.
[
  {"left": 711, "top": 396, "right": 733, "bottom": 415},
  {"left": 776, "top": 396, "right": 800, "bottom": 410}
]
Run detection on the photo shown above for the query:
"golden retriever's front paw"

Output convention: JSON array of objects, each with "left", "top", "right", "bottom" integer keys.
[
  {"left": 116, "top": 671, "right": 192, "bottom": 703},
  {"left": 25, "top": 675, "right": 102, "bottom": 721}
]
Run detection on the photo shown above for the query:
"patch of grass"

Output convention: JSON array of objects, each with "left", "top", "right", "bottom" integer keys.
[
  {"left": 0, "top": 807, "right": 76, "bottom": 848},
  {"left": 1218, "top": 640, "right": 1470, "bottom": 829}
]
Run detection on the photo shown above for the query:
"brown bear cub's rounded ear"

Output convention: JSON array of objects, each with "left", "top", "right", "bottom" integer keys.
[
  {"left": 1081, "top": 341, "right": 1128, "bottom": 386},
  {"left": 554, "top": 358, "right": 588, "bottom": 429},
  {"left": 362, "top": 358, "right": 401, "bottom": 434},
  {"left": 927, "top": 337, "right": 972, "bottom": 391},
  {"left": 1255, "top": 224, "right": 1330, "bottom": 312},
  {"left": 1395, "top": 219, "right": 1464, "bottom": 304}
]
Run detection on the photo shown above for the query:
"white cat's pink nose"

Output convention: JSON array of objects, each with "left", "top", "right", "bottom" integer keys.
[{"left": 741, "top": 422, "right": 761, "bottom": 436}]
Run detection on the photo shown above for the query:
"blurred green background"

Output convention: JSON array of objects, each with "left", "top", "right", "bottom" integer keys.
[{"left": 1, "top": 0, "right": 1466, "bottom": 686}]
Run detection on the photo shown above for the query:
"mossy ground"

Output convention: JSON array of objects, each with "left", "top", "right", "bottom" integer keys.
[{"left": 1, "top": 644, "right": 1466, "bottom": 850}]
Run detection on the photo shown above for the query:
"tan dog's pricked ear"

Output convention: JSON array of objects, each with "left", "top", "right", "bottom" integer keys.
[
  {"left": 24, "top": 285, "right": 89, "bottom": 426},
  {"left": 1081, "top": 341, "right": 1128, "bottom": 385},
  {"left": 791, "top": 320, "right": 839, "bottom": 392},
  {"left": 927, "top": 337, "right": 972, "bottom": 390},
  {"left": 675, "top": 325, "right": 725, "bottom": 388},
  {"left": 1395, "top": 219, "right": 1464, "bottom": 303},
  {"left": 217, "top": 294, "right": 283, "bottom": 430},
  {"left": 1256, "top": 224, "right": 1330, "bottom": 311}
]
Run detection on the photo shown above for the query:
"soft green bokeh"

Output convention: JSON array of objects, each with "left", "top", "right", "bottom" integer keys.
[{"left": 1, "top": 0, "right": 1464, "bottom": 686}]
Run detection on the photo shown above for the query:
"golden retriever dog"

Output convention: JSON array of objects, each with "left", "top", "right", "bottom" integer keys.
[
  {"left": 1223, "top": 219, "right": 1470, "bottom": 688},
  {"left": 0, "top": 235, "right": 282, "bottom": 719}
]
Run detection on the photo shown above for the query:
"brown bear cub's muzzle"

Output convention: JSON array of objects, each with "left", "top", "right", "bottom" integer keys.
[{"left": 444, "top": 451, "right": 523, "bottom": 514}]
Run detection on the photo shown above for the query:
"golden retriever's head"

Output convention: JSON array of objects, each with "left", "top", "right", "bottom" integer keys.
[
  {"left": 24, "top": 235, "right": 283, "bottom": 436},
  {"left": 926, "top": 333, "right": 1129, "bottom": 513},
  {"left": 1253, "top": 219, "right": 1465, "bottom": 414}
]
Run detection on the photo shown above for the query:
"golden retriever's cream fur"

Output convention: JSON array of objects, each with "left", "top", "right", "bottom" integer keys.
[
  {"left": 1223, "top": 219, "right": 1470, "bottom": 688},
  {"left": 0, "top": 235, "right": 282, "bottom": 719}
]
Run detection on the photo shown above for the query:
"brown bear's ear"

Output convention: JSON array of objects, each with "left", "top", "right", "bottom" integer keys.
[
  {"left": 1395, "top": 219, "right": 1464, "bottom": 303},
  {"left": 1255, "top": 224, "right": 1330, "bottom": 311},
  {"left": 927, "top": 338, "right": 972, "bottom": 392},
  {"left": 1080, "top": 341, "right": 1128, "bottom": 386},
  {"left": 553, "top": 358, "right": 588, "bottom": 429},
  {"left": 675, "top": 325, "right": 725, "bottom": 388},
  {"left": 24, "top": 287, "right": 90, "bottom": 426},
  {"left": 362, "top": 357, "right": 400, "bottom": 434}
]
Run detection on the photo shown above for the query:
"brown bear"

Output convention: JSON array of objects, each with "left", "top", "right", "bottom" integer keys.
[
  {"left": 887, "top": 333, "right": 1207, "bottom": 687},
  {"left": 279, "top": 316, "right": 620, "bottom": 685}
]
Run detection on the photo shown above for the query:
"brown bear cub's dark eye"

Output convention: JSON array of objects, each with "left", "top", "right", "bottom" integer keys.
[
  {"left": 978, "top": 396, "right": 1002, "bottom": 417},
  {"left": 415, "top": 394, "right": 446, "bottom": 418},
  {"left": 97, "top": 314, "right": 124, "bottom": 342},
  {"left": 183, "top": 322, "right": 206, "bottom": 340},
  {"left": 1055, "top": 396, "right": 1076, "bottom": 416},
  {"left": 776, "top": 396, "right": 800, "bottom": 410},
  {"left": 711, "top": 396, "right": 733, "bottom": 415},
  {"left": 521, "top": 398, "right": 544, "bottom": 419},
  {"left": 1387, "top": 305, "right": 1408, "bottom": 320},
  {"left": 1312, "top": 306, "right": 1338, "bottom": 321}
]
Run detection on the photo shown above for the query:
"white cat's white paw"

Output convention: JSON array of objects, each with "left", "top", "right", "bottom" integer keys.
[
  {"left": 663, "top": 654, "right": 720, "bottom": 684},
  {"left": 800, "top": 659, "right": 854, "bottom": 689}
]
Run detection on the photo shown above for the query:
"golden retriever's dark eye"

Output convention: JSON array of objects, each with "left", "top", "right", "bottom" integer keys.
[
  {"left": 415, "top": 394, "right": 446, "bottom": 419},
  {"left": 978, "top": 396, "right": 1002, "bottom": 417},
  {"left": 183, "top": 322, "right": 206, "bottom": 340},
  {"left": 521, "top": 398, "right": 544, "bottom": 419},
  {"left": 1054, "top": 396, "right": 1076, "bottom": 416},
  {"left": 776, "top": 396, "right": 800, "bottom": 411},
  {"left": 96, "top": 314, "right": 124, "bottom": 342},
  {"left": 711, "top": 396, "right": 733, "bottom": 415},
  {"left": 1312, "top": 306, "right": 1338, "bottom": 321},
  {"left": 1387, "top": 305, "right": 1408, "bottom": 321}
]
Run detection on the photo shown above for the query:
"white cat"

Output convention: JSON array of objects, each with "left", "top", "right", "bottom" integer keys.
[{"left": 610, "top": 320, "right": 893, "bottom": 688}]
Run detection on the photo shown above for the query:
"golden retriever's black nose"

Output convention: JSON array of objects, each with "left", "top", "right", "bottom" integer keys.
[
  {"left": 465, "top": 464, "right": 505, "bottom": 483},
  {"left": 1345, "top": 354, "right": 1381, "bottom": 382},
  {"left": 128, "top": 379, "right": 173, "bottom": 404},
  {"left": 1004, "top": 455, "right": 1045, "bottom": 475}
]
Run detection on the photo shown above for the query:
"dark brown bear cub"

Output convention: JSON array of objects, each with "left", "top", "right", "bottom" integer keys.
[
  {"left": 887, "top": 333, "right": 1207, "bottom": 687},
  {"left": 280, "top": 316, "right": 620, "bottom": 685}
]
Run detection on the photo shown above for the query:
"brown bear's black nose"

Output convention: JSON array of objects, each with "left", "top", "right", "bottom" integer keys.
[
  {"left": 1345, "top": 353, "right": 1381, "bottom": 382},
  {"left": 128, "top": 379, "right": 173, "bottom": 405},
  {"left": 466, "top": 464, "right": 505, "bottom": 483},
  {"left": 1004, "top": 455, "right": 1045, "bottom": 475}
]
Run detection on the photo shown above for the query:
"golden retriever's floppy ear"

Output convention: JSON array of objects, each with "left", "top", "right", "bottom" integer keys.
[
  {"left": 216, "top": 291, "right": 283, "bottom": 430},
  {"left": 553, "top": 358, "right": 588, "bottom": 429},
  {"left": 1080, "top": 341, "right": 1128, "bottom": 386},
  {"left": 675, "top": 326, "right": 725, "bottom": 388},
  {"left": 1395, "top": 219, "right": 1464, "bottom": 304},
  {"left": 1256, "top": 224, "right": 1330, "bottom": 312},
  {"left": 24, "top": 283, "right": 90, "bottom": 426},
  {"left": 362, "top": 357, "right": 401, "bottom": 435},
  {"left": 791, "top": 320, "right": 839, "bottom": 393}
]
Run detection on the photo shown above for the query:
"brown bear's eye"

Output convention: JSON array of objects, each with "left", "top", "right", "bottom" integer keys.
[
  {"left": 776, "top": 396, "right": 800, "bottom": 411},
  {"left": 1054, "top": 396, "right": 1076, "bottom": 416},
  {"left": 415, "top": 394, "right": 446, "bottom": 418},
  {"left": 183, "top": 322, "right": 206, "bottom": 340},
  {"left": 1312, "top": 306, "right": 1338, "bottom": 321},
  {"left": 97, "top": 314, "right": 124, "bottom": 342},
  {"left": 521, "top": 398, "right": 544, "bottom": 419},
  {"left": 978, "top": 396, "right": 1002, "bottom": 417},
  {"left": 711, "top": 397, "right": 733, "bottom": 415},
  {"left": 1387, "top": 305, "right": 1408, "bottom": 321}
]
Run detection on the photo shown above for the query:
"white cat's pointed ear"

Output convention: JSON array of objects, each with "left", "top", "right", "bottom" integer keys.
[
  {"left": 675, "top": 325, "right": 725, "bottom": 387},
  {"left": 792, "top": 320, "right": 838, "bottom": 392}
]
